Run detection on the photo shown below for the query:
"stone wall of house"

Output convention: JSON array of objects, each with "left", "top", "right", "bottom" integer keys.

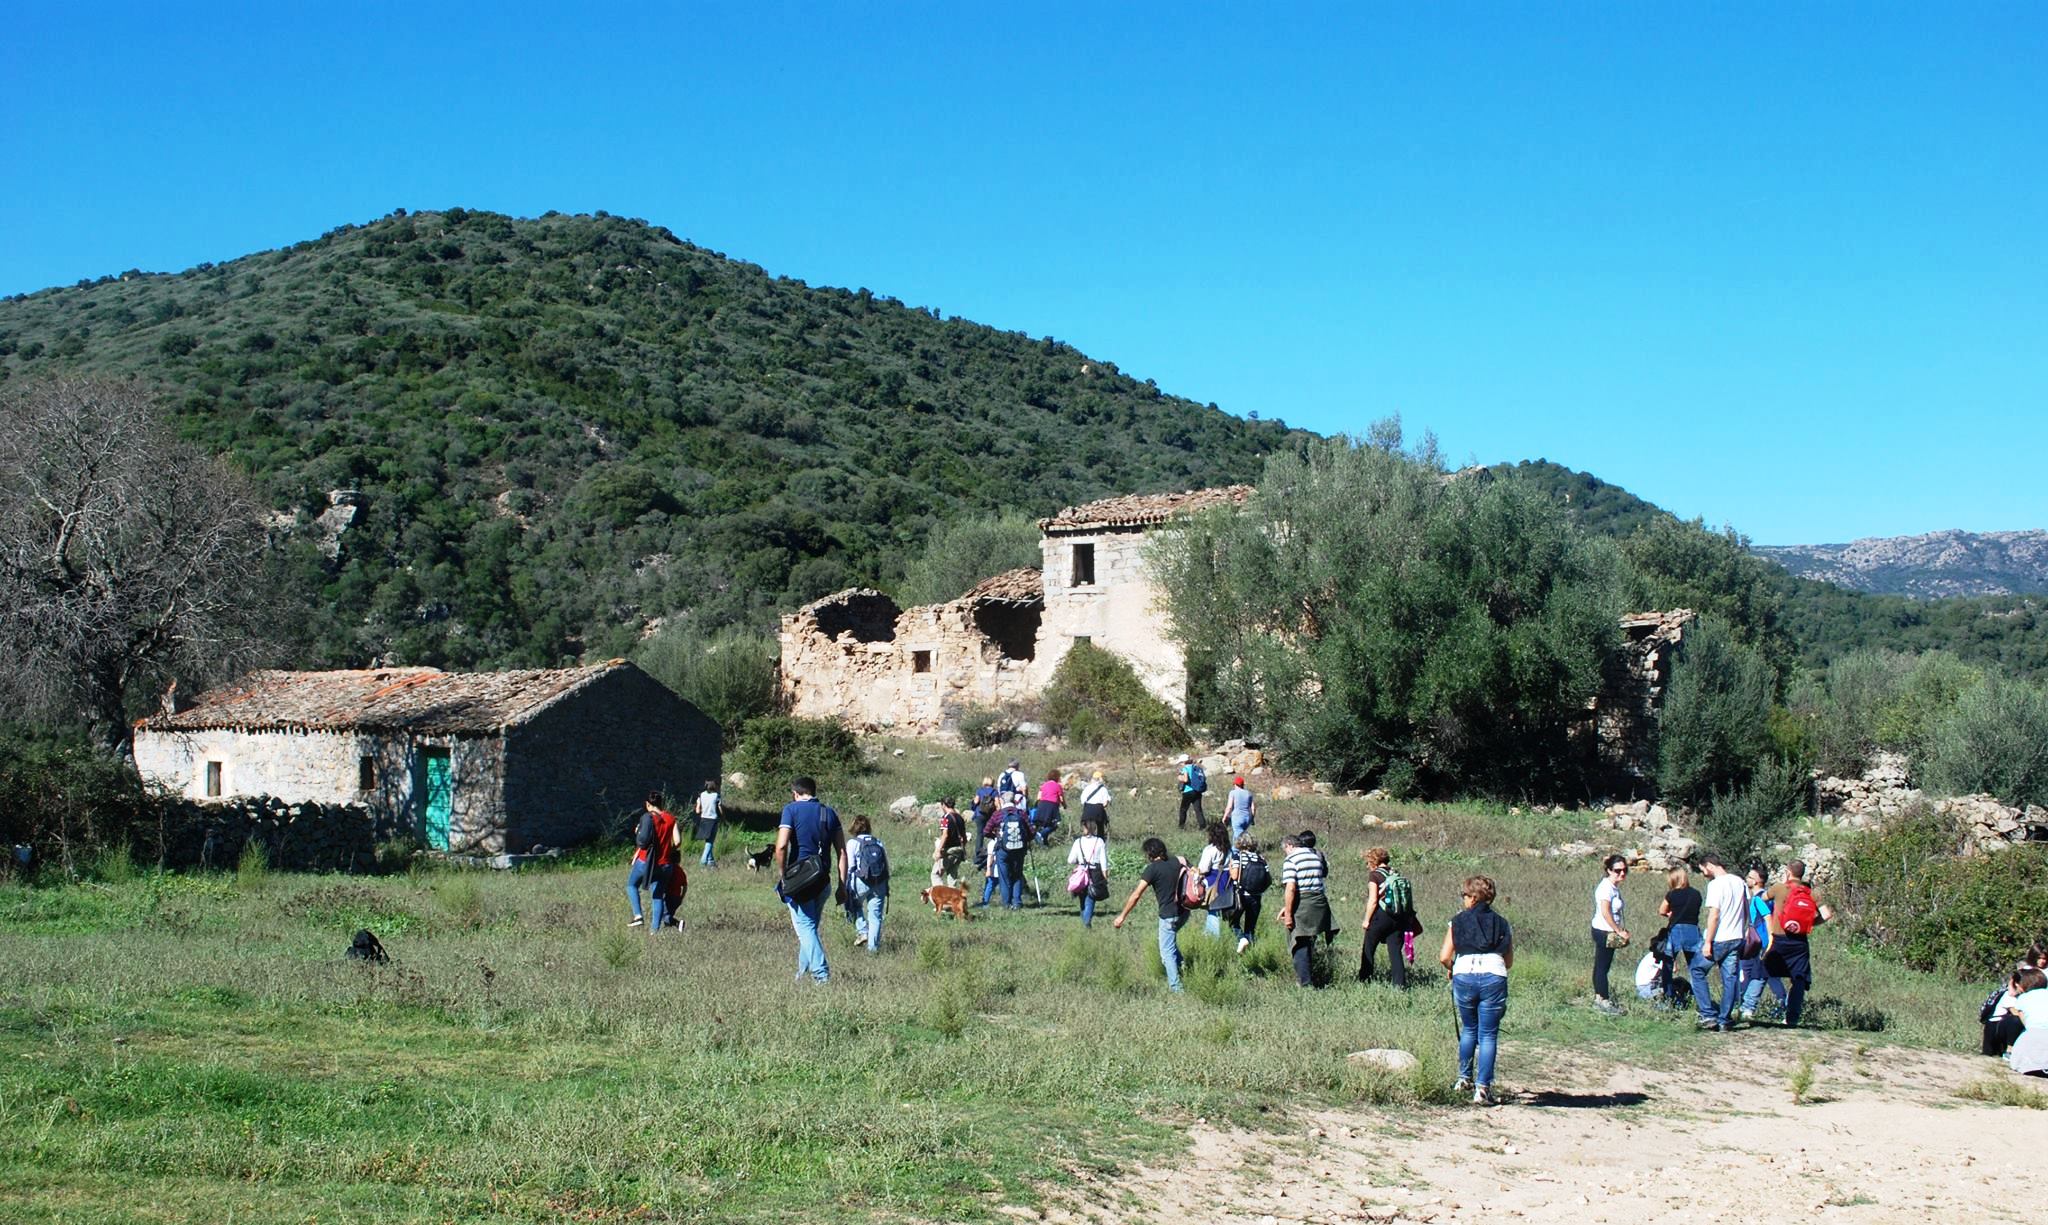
[
  {"left": 780, "top": 591, "right": 1038, "bottom": 736},
  {"left": 157, "top": 796, "right": 402, "bottom": 873},
  {"left": 1033, "top": 529, "right": 1187, "bottom": 714},
  {"left": 504, "top": 666, "right": 721, "bottom": 851},
  {"left": 134, "top": 727, "right": 506, "bottom": 855}
]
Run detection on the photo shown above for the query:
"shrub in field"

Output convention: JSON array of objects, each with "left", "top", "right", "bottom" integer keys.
[
  {"left": 730, "top": 715, "right": 868, "bottom": 794},
  {"left": 1040, "top": 642, "right": 1188, "bottom": 752},
  {"left": 1839, "top": 808, "right": 2048, "bottom": 978},
  {"left": 235, "top": 839, "right": 270, "bottom": 886},
  {"left": 1656, "top": 617, "right": 1777, "bottom": 809},
  {"left": 954, "top": 704, "right": 1017, "bottom": 749},
  {"left": 0, "top": 724, "right": 155, "bottom": 875},
  {"left": 633, "top": 624, "right": 778, "bottom": 746},
  {"left": 1699, "top": 755, "right": 1810, "bottom": 861},
  {"left": 911, "top": 775, "right": 978, "bottom": 806},
  {"left": 1920, "top": 676, "right": 2048, "bottom": 808}
]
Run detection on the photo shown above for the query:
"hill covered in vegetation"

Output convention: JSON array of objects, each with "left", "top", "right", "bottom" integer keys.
[
  {"left": 1508, "top": 460, "right": 2048, "bottom": 680},
  {"left": 1755, "top": 530, "right": 2048, "bottom": 599},
  {"left": 0, "top": 210, "right": 1301, "bottom": 668}
]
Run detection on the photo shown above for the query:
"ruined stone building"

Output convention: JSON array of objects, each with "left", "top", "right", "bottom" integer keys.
[
  {"left": 780, "top": 484, "right": 1693, "bottom": 787},
  {"left": 779, "top": 487, "right": 1251, "bottom": 736},
  {"left": 134, "top": 661, "right": 720, "bottom": 854}
]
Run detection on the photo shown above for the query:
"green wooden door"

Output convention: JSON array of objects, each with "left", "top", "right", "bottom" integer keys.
[{"left": 418, "top": 749, "right": 453, "bottom": 850}]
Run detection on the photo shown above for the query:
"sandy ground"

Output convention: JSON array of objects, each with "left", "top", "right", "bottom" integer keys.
[{"left": 1036, "top": 1032, "right": 2044, "bottom": 1225}]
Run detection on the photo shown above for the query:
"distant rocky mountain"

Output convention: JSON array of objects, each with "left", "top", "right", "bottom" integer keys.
[{"left": 1754, "top": 531, "right": 2048, "bottom": 598}]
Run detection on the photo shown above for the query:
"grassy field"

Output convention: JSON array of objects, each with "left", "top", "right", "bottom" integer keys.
[{"left": 0, "top": 740, "right": 1986, "bottom": 1223}]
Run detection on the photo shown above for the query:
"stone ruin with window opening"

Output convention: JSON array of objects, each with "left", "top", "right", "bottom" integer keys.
[{"left": 779, "top": 485, "right": 1693, "bottom": 790}]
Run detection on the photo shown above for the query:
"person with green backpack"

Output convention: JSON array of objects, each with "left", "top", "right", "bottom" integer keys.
[{"left": 1359, "top": 846, "right": 1420, "bottom": 988}]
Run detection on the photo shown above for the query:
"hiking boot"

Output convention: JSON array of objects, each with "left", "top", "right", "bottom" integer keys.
[
  {"left": 1472, "top": 1086, "right": 1493, "bottom": 1106},
  {"left": 1594, "top": 998, "right": 1625, "bottom": 1017},
  {"left": 1455, "top": 1077, "right": 1473, "bottom": 1094},
  {"left": 1696, "top": 1016, "right": 1720, "bottom": 1030}
]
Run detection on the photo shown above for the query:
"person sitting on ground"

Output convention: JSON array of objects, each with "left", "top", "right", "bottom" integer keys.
[
  {"left": 1359, "top": 846, "right": 1419, "bottom": 989},
  {"left": 1195, "top": 822, "right": 1235, "bottom": 938},
  {"left": 1279, "top": 831, "right": 1334, "bottom": 989},
  {"left": 1760, "top": 858, "right": 1836, "bottom": 1028},
  {"left": 932, "top": 797, "right": 967, "bottom": 887},
  {"left": 2004, "top": 967, "right": 2048, "bottom": 1077},
  {"left": 1590, "top": 854, "right": 1631, "bottom": 1015},
  {"left": 1112, "top": 836, "right": 1189, "bottom": 993},
  {"left": 1440, "top": 874, "right": 1513, "bottom": 1106},
  {"left": 1066, "top": 816, "right": 1110, "bottom": 927},
  {"left": 1079, "top": 769, "right": 1113, "bottom": 838},
  {"left": 1230, "top": 834, "right": 1270, "bottom": 954},
  {"left": 1984, "top": 962, "right": 2037, "bottom": 1057}
]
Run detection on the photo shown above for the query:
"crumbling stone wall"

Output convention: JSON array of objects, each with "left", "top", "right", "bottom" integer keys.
[
  {"left": 158, "top": 797, "right": 399, "bottom": 873},
  {"left": 780, "top": 589, "right": 1039, "bottom": 735},
  {"left": 1580, "top": 609, "right": 1694, "bottom": 793}
]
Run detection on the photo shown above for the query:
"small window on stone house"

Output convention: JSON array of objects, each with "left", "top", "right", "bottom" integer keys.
[
  {"left": 1071, "top": 542, "right": 1096, "bottom": 586},
  {"left": 204, "top": 761, "right": 222, "bottom": 798},
  {"left": 912, "top": 649, "right": 932, "bottom": 674},
  {"left": 359, "top": 755, "right": 376, "bottom": 791}
]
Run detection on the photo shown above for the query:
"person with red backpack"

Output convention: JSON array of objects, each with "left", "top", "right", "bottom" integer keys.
[
  {"left": 1761, "top": 858, "right": 1834, "bottom": 1028},
  {"left": 1111, "top": 836, "right": 1189, "bottom": 993},
  {"left": 640, "top": 793, "right": 682, "bottom": 933}
]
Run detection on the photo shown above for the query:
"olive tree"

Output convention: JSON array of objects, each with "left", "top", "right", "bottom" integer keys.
[{"left": 0, "top": 378, "right": 273, "bottom": 749}]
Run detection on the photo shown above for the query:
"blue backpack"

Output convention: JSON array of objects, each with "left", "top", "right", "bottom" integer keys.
[
  {"left": 852, "top": 836, "right": 889, "bottom": 886},
  {"left": 1185, "top": 764, "right": 1208, "bottom": 794},
  {"left": 1000, "top": 810, "right": 1029, "bottom": 852}
]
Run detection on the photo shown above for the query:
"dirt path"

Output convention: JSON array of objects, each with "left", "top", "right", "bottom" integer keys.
[{"left": 1039, "top": 1033, "right": 2041, "bottom": 1224}]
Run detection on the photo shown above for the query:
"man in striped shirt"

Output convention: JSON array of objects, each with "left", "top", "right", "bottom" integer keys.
[{"left": 1279, "top": 831, "right": 1333, "bottom": 988}]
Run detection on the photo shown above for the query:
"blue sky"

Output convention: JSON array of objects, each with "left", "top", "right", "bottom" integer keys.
[{"left": 6, "top": 3, "right": 2042, "bottom": 544}]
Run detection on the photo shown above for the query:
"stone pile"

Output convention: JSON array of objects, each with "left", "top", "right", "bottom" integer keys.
[
  {"left": 1592, "top": 800, "right": 1699, "bottom": 872},
  {"left": 1813, "top": 751, "right": 2048, "bottom": 852}
]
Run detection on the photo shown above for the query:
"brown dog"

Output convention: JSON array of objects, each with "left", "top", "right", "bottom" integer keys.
[{"left": 920, "top": 885, "right": 972, "bottom": 921}]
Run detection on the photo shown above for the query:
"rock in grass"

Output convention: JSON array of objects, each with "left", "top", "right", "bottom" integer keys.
[{"left": 1347, "top": 1048, "right": 1419, "bottom": 1072}]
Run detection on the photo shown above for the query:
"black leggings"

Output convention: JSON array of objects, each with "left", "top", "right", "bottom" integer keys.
[
  {"left": 1591, "top": 927, "right": 1617, "bottom": 1000},
  {"left": 1178, "top": 793, "right": 1204, "bottom": 828},
  {"left": 1359, "top": 912, "right": 1409, "bottom": 988}
]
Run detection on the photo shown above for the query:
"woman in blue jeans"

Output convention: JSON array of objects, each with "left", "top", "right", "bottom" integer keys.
[{"left": 1438, "top": 874, "right": 1513, "bottom": 1106}]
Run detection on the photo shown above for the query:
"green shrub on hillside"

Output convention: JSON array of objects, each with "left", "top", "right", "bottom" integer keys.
[
  {"left": 1840, "top": 808, "right": 2048, "bottom": 978},
  {"left": 898, "top": 512, "right": 1042, "bottom": 606},
  {"left": 1655, "top": 617, "right": 1776, "bottom": 808},
  {"left": 0, "top": 725, "right": 155, "bottom": 876},
  {"left": 1154, "top": 427, "right": 1623, "bottom": 798},
  {"left": 1921, "top": 676, "right": 2048, "bottom": 808},
  {"left": 634, "top": 624, "right": 779, "bottom": 746},
  {"left": 730, "top": 715, "right": 868, "bottom": 795},
  {"left": 1699, "top": 755, "right": 1810, "bottom": 862},
  {"left": 953, "top": 704, "right": 1018, "bottom": 749},
  {"left": 1040, "top": 643, "right": 1188, "bottom": 752}
]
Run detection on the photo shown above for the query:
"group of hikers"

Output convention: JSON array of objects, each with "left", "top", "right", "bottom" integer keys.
[{"left": 625, "top": 756, "right": 2044, "bottom": 1104}]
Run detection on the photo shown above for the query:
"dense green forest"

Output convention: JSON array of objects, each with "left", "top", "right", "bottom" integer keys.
[
  {"left": 0, "top": 209, "right": 1300, "bottom": 670},
  {"left": 1509, "top": 460, "right": 2048, "bottom": 681}
]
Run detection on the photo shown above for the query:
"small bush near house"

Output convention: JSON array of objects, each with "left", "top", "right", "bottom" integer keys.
[
  {"left": 1838, "top": 808, "right": 2048, "bottom": 978},
  {"left": 0, "top": 725, "right": 155, "bottom": 876},
  {"left": 730, "top": 715, "right": 869, "bottom": 795},
  {"left": 1039, "top": 642, "right": 1188, "bottom": 752},
  {"left": 954, "top": 704, "right": 1017, "bottom": 749}
]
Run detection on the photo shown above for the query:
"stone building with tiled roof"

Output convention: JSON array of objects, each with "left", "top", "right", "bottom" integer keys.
[{"left": 134, "top": 661, "right": 719, "bottom": 854}]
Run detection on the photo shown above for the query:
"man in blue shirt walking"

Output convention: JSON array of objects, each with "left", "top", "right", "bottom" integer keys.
[{"left": 775, "top": 776, "right": 847, "bottom": 983}]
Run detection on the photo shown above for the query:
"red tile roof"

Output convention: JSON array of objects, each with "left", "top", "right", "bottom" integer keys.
[
  {"left": 1039, "top": 485, "right": 1255, "bottom": 534},
  {"left": 136, "top": 662, "right": 631, "bottom": 735},
  {"left": 960, "top": 567, "right": 1044, "bottom": 604}
]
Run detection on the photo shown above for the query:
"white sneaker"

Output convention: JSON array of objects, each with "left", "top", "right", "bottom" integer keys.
[
  {"left": 1472, "top": 1086, "right": 1493, "bottom": 1106},
  {"left": 1454, "top": 1077, "right": 1473, "bottom": 1094},
  {"left": 627, "top": 916, "right": 645, "bottom": 928},
  {"left": 1236, "top": 937, "right": 1251, "bottom": 954}
]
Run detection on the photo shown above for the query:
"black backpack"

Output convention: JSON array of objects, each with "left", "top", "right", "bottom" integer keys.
[
  {"left": 1236, "top": 854, "right": 1271, "bottom": 897},
  {"left": 347, "top": 929, "right": 388, "bottom": 963},
  {"left": 853, "top": 836, "right": 890, "bottom": 886}
]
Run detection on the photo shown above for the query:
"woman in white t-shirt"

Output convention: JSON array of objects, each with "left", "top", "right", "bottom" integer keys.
[
  {"left": 2005, "top": 968, "right": 2048, "bottom": 1077},
  {"left": 1066, "top": 816, "right": 1110, "bottom": 928},
  {"left": 1195, "top": 822, "right": 1234, "bottom": 937},
  {"left": 1591, "top": 854, "right": 1630, "bottom": 1016},
  {"left": 1079, "top": 770, "right": 1113, "bottom": 837}
]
